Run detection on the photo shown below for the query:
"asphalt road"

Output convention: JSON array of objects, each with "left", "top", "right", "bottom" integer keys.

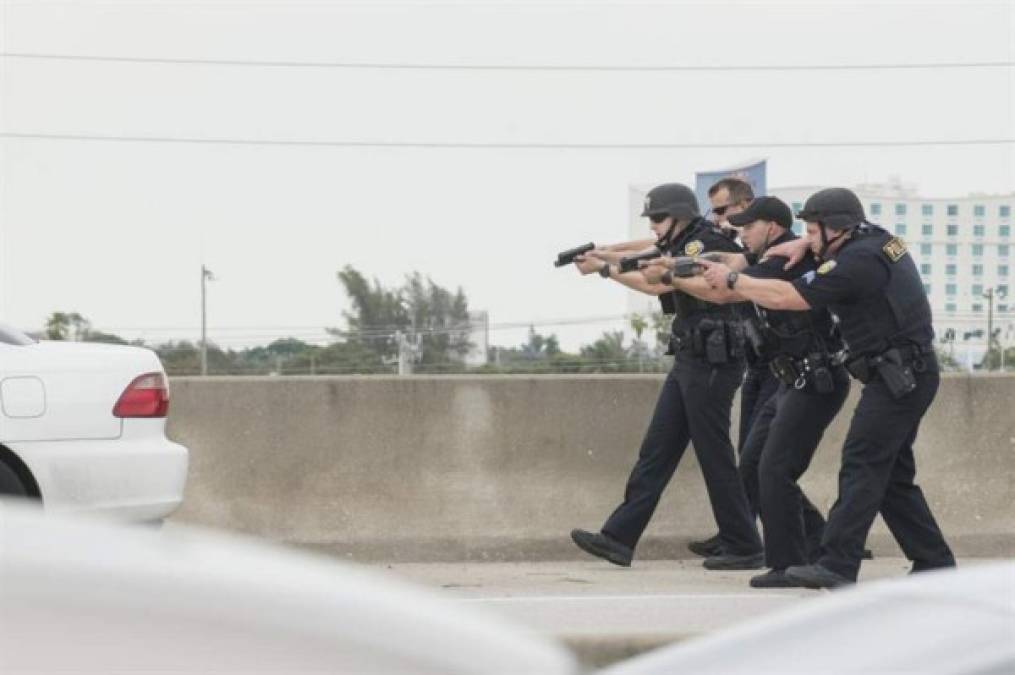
[{"left": 375, "top": 557, "right": 979, "bottom": 667}]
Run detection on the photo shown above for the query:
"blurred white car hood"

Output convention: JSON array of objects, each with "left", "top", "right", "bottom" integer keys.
[{"left": 0, "top": 501, "right": 577, "bottom": 674}]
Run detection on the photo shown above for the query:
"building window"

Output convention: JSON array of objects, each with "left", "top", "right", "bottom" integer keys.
[
  {"left": 999, "top": 304, "right": 1009, "bottom": 313},
  {"left": 974, "top": 205, "right": 985, "bottom": 217},
  {"left": 792, "top": 201, "right": 802, "bottom": 216},
  {"left": 1001, "top": 225, "right": 1011, "bottom": 237},
  {"left": 946, "top": 244, "right": 958, "bottom": 256},
  {"left": 920, "top": 263, "right": 931, "bottom": 275},
  {"left": 1000, "top": 265, "right": 1010, "bottom": 277},
  {"left": 945, "top": 303, "right": 957, "bottom": 313},
  {"left": 946, "top": 264, "right": 957, "bottom": 276},
  {"left": 973, "top": 224, "right": 985, "bottom": 237},
  {"left": 972, "top": 244, "right": 984, "bottom": 256},
  {"left": 972, "top": 303, "right": 983, "bottom": 313},
  {"left": 919, "top": 243, "right": 931, "bottom": 256},
  {"left": 922, "top": 224, "right": 933, "bottom": 236},
  {"left": 895, "top": 203, "right": 906, "bottom": 216},
  {"left": 947, "top": 204, "right": 958, "bottom": 217},
  {"left": 921, "top": 204, "right": 933, "bottom": 216},
  {"left": 1002, "top": 205, "right": 1011, "bottom": 218},
  {"left": 1000, "top": 244, "right": 1010, "bottom": 257},
  {"left": 947, "top": 224, "right": 958, "bottom": 236},
  {"left": 973, "top": 264, "right": 983, "bottom": 276},
  {"left": 870, "top": 202, "right": 881, "bottom": 216},
  {"left": 923, "top": 283, "right": 931, "bottom": 295},
  {"left": 973, "top": 284, "right": 983, "bottom": 297},
  {"left": 946, "top": 283, "right": 957, "bottom": 296},
  {"left": 999, "top": 284, "right": 1009, "bottom": 297},
  {"left": 897, "top": 224, "right": 908, "bottom": 236}
]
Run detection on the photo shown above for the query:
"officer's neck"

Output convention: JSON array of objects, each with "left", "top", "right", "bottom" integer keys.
[
  {"left": 759, "top": 227, "right": 793, "bottom": 255},
  {"left": 825, "top": 231, "right": 853, "bottom": 257}
]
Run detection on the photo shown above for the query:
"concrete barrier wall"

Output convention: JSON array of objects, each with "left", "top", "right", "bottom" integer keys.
[{"left": 167, "top": 374, "right": 1015, "bottom": 561}]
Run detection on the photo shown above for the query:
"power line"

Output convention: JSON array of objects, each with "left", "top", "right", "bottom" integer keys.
[
  {"left": 3, "top": 52, "right": 1013, "bottom": 72},
  {"left": 2, "top": 131, "right": 1012, "bottom": 150}
]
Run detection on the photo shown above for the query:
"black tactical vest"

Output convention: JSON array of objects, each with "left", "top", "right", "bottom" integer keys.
[
  {"left": 829, "top": 225, "right": 933, "bottom": 356},
  {"left": 745, "top": 235, "right": 842, "bottom": 362},
  {"left": 657, "top": 218, "right": 742, "bottom": 327}
]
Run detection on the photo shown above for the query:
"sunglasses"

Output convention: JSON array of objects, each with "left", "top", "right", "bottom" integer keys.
[{"left": 648, "top": 213, "right": 670, "bottom": 224}]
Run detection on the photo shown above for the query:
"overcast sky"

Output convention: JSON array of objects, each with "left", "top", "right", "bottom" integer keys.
[{"left": 1, "top": 0, "right": 1013, "bottom": 350}]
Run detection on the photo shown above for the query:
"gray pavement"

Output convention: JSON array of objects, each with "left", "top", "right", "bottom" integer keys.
[{"left": 373, "top": 557, "right": 986, "bottom": 668}]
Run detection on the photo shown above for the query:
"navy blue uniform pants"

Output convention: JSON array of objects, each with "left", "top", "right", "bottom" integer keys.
[
  {"left": 602, "top": 355, "right": 762, "bottom": 556},
  {"left": 740, "top": 369, "right": 850, "bottom": 570},
  {"left": 738, "top": 364, "right": 781, "bottom": 457},
  {"left": 819, "top": 363, "right": 955, "bottom": 580}
]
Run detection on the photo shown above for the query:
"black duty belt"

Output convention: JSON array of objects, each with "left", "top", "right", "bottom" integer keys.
[
  {"left": 844, "top": 343, "right": 932, "bottom": 399},
  {"left": 669, "top": 319, "right": 745, "bottom": 365},
  {"left": 770, "top": 352, "right": 837, "bottom": 393}
]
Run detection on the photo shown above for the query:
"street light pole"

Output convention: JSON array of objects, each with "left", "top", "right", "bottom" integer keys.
[
  {"left": 984, "top": 287, "right": 994, "bottom": 371},
  {"left": 201, "top": 265, "right": 215, "bottom": 376}
]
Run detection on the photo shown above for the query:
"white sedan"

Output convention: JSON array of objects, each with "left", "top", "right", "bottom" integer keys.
[{"left": 0, "top": 322, "right": 188, "bottom": 522}]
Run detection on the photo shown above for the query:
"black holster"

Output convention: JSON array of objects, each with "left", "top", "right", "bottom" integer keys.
[{"left": 846, "top": 347, "right": 918, "bottom": 399}]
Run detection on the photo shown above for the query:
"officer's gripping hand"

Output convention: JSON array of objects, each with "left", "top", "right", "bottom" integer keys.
[
  {"left": 762, "top": 236, "right": 811, "bottom": 270},
  {"left": 638, "top": 257, "right": 673, "bottom": 285},
  {"left": 574, "top": 254, "right": 605, "bottom": 276},
  {"left": 697, "top": 258, "right": 732, "bottom": 289}
]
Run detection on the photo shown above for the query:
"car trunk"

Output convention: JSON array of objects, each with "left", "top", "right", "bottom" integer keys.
[{"left": 0, "top": 341, "right": 164, "bottom": 442}]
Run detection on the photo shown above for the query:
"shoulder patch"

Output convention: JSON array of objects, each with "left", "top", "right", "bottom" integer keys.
[
  {"left": 684, "top": 240, "right": 704, "bottom": 256},
  {"left": 817, "top": 260, "right": 837, "bottom": 275},
  {"left": 882, "top": 237, "right": 908, "bottom": 262}
]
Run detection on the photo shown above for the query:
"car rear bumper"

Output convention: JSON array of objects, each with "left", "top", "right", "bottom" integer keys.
[{"left": 7, "top": 427, "right": 189, "bottom": 522}]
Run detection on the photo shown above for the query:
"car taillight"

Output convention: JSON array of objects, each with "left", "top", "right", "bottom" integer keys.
[{"left": 113, "top": 372, "right": 170, "bottom": 418}]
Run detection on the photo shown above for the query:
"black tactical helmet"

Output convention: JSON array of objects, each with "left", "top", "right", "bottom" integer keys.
[
  {"left": 641, "top": 183, "right": 700, "bottom": 220},
  {"left": 796, "top": 187, "right": 866, "bottom": 230}
]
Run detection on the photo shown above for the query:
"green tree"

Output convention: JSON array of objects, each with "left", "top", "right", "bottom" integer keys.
[
  {"left": 44, "top": 312, "right": 91, "bottom": 341},
  {"left": 580, "top": 331, "right": 630, "bottom": 372},
  {"left": 628, "top": 313, "right": 653, "bottom": 372},
  {"left": 402, "top": 272, "right": 473, "bottom": 369},
  {"left": 84, "top": 330, "right": 129, "bottom": 345},
  {"left": 650, "top": 311, "right": 672, "bottom": 354},
  {"left": 978, "top": 345, "right": 1015, "bottom": 371},
  {"left": 520, "top": 325, "right": 560, "bottom": 360},
  {"left": 43, "top": 311, "right": 129, "bottom": 344},
  {"left": 335, "top": 265, "right": 410, "bottom": 361},
  {"left": 334, "top": 265, "right": 473, "bottom": 371}
]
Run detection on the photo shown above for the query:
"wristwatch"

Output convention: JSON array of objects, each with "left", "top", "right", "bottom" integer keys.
[
  {"left": 726, "top": 271, "right": 740, "bottom": 290},
  {"left": 599, "top": 263, "right": 613, "bottom": 278}
]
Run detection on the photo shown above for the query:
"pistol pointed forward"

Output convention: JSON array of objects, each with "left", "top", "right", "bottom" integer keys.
[
  {"left": 618, "top": 249, "right": 663, "bottom": 273},
  {"left": 641, "top": 252, "right": 724, "bottom": 284},
  {"left": 554, "top": 242, "right": 596, "bottom": 267}
]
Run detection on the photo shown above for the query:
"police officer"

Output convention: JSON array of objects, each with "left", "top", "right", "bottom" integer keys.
[
  {"left": 698, "top": 188, "right": 956, "bottom": 587},
  {"left": 643, "top": 196, "right": 851, "bottom": 586},
  {"left": 689, "top": 178, "right": 783, "bottom": 559},
  {"left": 570, "top": 183, "right": 764, "bottom": 570}
]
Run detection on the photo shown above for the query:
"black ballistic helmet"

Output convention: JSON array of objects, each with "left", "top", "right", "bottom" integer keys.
[
  {"left": 796, "top": 187, "right": 866, "bottom": 230},
  {"left": 641, "top": 183, "right": 701, "bottom": 220}
]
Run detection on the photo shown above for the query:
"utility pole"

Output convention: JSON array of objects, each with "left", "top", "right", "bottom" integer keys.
[
  {"left": 395, "top": 330, "right": 413, "bottom": 376},
  {"left": 201, "top": 265, "right": 215, "bottom": 376},
  {"left": 983, "top": 287, "right": 996, "bottom": 371}
]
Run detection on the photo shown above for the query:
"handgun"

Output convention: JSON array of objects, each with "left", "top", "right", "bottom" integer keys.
[
  {"left": 672, "top": 252, "right": 724, "bottom": 278},
  {"left": 618, "top": 249, "right": 663, "bottom": 273},
  {"left": 554, "top": 242, "right": 595, "bottom": 267},
  {"left": 655, "top": 252, "right": 725, "bottom": 284}
]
